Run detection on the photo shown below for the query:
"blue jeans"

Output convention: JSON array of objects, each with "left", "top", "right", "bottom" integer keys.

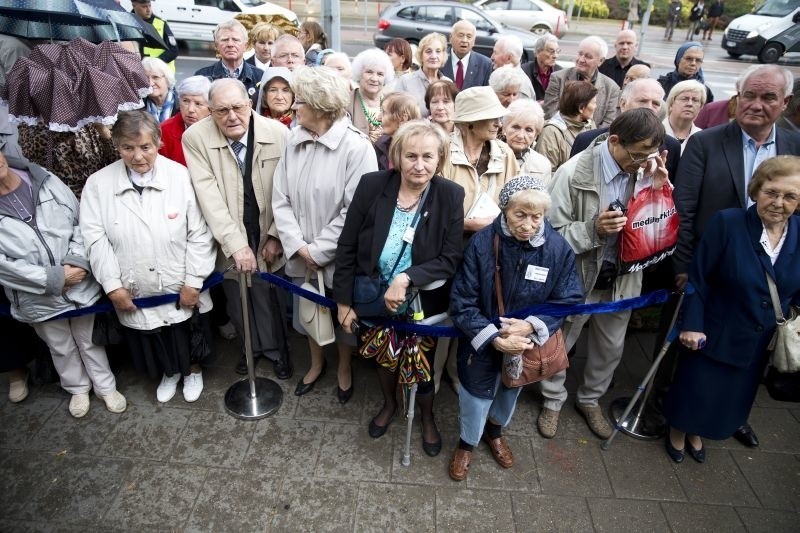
[{"left": 458, "top": 373, "right": 522, "bottom": 446}]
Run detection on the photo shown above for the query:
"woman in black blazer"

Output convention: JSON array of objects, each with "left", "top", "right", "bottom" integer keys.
[{"left": 334, "top": 120, "right": 465, "bottom": 456}]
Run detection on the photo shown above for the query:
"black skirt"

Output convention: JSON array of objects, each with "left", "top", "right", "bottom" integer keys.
[{"left": 123, "top": 312, "right": 214, "bottom": 379}]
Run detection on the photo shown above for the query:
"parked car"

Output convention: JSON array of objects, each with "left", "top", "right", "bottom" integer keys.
[
  {"left": 473, "top": 0, "right": 568, "bottom": 37},
  {"left": 722, "top": 0, "right": 800, "bottom": 63},
  {"left": 119, "top": 0, "right": 299, "bottom": 43},
  {"left": 373, "top": 1, "right": 541, "bottom": 62}
]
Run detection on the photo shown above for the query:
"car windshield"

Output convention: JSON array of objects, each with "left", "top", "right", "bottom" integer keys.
[
  {"left": 753, "top": 0, "right": 797, "bottom": 17},
  {"left": 239, "top": 0, "right": 265, "bottom": 6}
]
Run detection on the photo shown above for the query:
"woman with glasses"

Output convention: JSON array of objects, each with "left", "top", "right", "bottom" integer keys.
[
  {"left": 272, "top": 66, "right": 378, "bottom": 403},
  {"left": 664, "top": 80, "right": 706, "bottom": 152},
  {"left": 521, "top": 33, "right": 562, "bottom": 102},
  {"left": 657, "top": 42, "right": 714, "bottom": 105},
  {"left": 142, "top": 57, "right": 179, "bottom": 123}
]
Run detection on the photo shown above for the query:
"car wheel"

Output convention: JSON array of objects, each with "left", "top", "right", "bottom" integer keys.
[
  {"left": 530, "top": 25, "right": 549, "bottom": 36},
  {"left": 726, "top": 51, "right": 742, "bottom": 59},
  {"left": 758, "top": 42, "right": 784, "bottom": 64}
]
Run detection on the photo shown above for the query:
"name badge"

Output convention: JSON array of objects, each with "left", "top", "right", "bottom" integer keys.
[
  {"left": 402, "top": 226, "right": 415, "bottom": 244},
  {"left": 526, "top": 265, "right": 549, "bottom": 283}
]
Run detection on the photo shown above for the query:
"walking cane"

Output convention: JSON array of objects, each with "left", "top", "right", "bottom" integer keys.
[
  {"left": 224, "top": 271, "right": 283, "bottom": 420},
  {"left": 400, "top": 382, "right": 418, "bottom": 467},
  {"left": 602, "top": 289, "right": 685, "bottom": 450}
]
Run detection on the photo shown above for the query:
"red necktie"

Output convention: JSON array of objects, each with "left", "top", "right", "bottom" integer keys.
[{"left": 456, "top": 60, "right": 464, "bottom": 90}]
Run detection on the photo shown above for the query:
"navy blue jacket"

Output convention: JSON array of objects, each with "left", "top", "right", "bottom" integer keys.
[
  {"left": 440, "top": 50, "right": 492, "bottom": 90},
  {"left": 450, "top": 216, "right": 583, "bottom": 399},
  {"left": 195, "top": 60, "right": 264, "bottom": 96},
  {"left": 683, "top": 206, "right": 800, "bottom": 368}
]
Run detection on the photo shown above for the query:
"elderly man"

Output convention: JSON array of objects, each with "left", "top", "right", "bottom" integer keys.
[
  {"left": 130, "top": 0, "right": 179, "bottom": 72},
  {"left": 622, "top": 64, "right": 651, "bottom": 87},
  {"left": 182, "top": 79, "right": 292, "bottom": 379},
  {"left": 195, "top": 20, "right": 263, "bottom": 96},
  {"left": 543, "top": 36, "right": 620, "bottom": 127},
  {"left": 537, "top": 109, "right": 668, "bottom": 440},
  {"left": 270, "top": 34, "right": 305, "bottom": 72},
  {"left": 440, "top": 20, "right": 492, "bottom": 90},
  {"left": 570, "top": 78, "right": 681, "bottom": 178},
  {"left": 490, "top": 35, "right": 535, "bottom": 99},
  {"left": 599, "top": 30, "right": 650, "bottom": 89},
  {"left": 672, "top": 65, "right": 800, "bottom": 448},
  {"left": 521, "top": 33, "right": 562, "bottom": 101}
]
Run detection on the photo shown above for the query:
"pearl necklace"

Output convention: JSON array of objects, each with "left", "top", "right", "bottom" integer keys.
[{"left": 358, "top": 90, "right": 382, "bottom": 128}]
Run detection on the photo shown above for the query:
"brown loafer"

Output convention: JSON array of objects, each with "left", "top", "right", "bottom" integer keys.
[
  {"left": 482, "top": 434, "right": 514, "bottom": 468},
  {"left": 449, "top": 448, "right": 472, "bottom": 481}
]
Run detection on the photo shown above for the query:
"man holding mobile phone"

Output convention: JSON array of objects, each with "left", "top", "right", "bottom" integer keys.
[{"left": 536, "top": 108, "right": 668, "bottom": 440}]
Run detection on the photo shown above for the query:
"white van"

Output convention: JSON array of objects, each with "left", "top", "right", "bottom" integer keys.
[
  {"left": 722, "top": 0, "right": 800, "bottom": 63},
  {"left": 120, "top": 0, "right": 299, "bottom": 42}
]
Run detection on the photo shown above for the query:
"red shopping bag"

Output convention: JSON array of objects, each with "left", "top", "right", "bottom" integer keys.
[{"left": 619, "top": 182, "right": 679, "bottom": 274}]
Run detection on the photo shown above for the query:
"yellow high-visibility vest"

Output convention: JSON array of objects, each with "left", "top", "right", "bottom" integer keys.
[{"left": 143, "top": 17, "right": 175, "bottom": 72}]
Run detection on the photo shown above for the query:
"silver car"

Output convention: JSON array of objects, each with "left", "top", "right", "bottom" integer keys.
[
  {"left": 373, "top": 1, "right": 541, "bottom": 62},
  {"left": 474, "top": 0, "right": 568, "bottom": 37}
]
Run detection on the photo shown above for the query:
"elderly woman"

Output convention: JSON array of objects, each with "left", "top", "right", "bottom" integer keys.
[
  {"left": 374, "top": 92, "right": 420, "bottom": 171},
  {"left": 442, "top": 86, "right": 519, "bottom": 234},
  {"left": 657, "top": 42, "right": 714, "bottom": 104},
  {"left": 664, "top": 80, "right": 706, "bottom": 151},
  {"left": 425, "top": 79, "right": 458, "bottom": 134},
  {"left": 334, "top": 120, "right": 465, "bottom": 454},
  {"left": 142, "top": 57, "right": 178, "bottom": 123},
  {"left": 663, "top": 156, "right": 800, "bottom": 464},
  {"left": 0, "top": 152, "right": 127, "bottom": 417},
  {"left": 81, "top": 110, "right": 217, "bottom": 404},
  {"left": 535, "top": 80, "right": 597, "bottom": 172},
  {"left": 348, "top": 48, "right": 395, "bottom": 143},
  {"left": 489, "top": 65, "right": 531, "bottom": 108},
  {"left": 522, "top": 33, "right": 562, "bottom": 101},
  {"left": 255, "top": 67, "right": 294, "bottom": 127},
  {"left": 273, "top": 66, "right": 378, "bottom": 402},
  {"left": 246, "top": 22, "right": 282, "bottom": 71},
  {"left": 323, "top": 52, "right": 353, "bottom": 82},
  {"left": 385, "top": 38, "right": 414, "bottom": 80},
  {"left": 393, "top": 32, "right": 449, "bottom": 118},
  {"left": 448, "top": 175, "right": 583, "bottom": 481},
  {"left": 159, "top": 75, "right": 211, "bottom": 166},
  {"left": 502, "top": 99, "right": 551, "bottom": 183}
]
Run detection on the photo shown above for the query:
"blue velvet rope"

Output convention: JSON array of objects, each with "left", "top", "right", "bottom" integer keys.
[{"left": 1, "top": 270, "right": 676, "bottom": 339}]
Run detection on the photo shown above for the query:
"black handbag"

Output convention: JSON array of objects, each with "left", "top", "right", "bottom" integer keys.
[{"left": 764, "top": 366, "right": 800, "bottom": 403}]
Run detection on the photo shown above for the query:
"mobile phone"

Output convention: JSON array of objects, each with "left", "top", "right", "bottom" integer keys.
[{"left": 608, "top": 199, "right": 627, "bottom": 215}]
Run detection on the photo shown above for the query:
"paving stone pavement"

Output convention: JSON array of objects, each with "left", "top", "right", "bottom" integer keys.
[{"left": 1, "top": 329, "right": 798, "bottom": 532}]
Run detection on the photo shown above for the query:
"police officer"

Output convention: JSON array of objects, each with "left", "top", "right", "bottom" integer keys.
[{"left": 131, "top": 0, "right": 179, "bottom": 72}]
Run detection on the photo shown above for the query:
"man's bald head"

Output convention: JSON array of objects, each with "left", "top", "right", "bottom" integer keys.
[
  {"left": 620, "top": 78, "right": 664, "bottom": 114},
  {"left": 614, "top": 29, "right": 638, "bottom": 64},
  {"left": 451, "top": 20, "right": 477, "bottom": 59},
  {"left": 623, "top": 64, "right": 651, "bottom": 87}
]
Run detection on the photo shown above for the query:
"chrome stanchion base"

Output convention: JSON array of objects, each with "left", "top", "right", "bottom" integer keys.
[
  {"left": 608, "top": 396, "right": 666, "bottom": 441},
  {"left": 224, "top": 377, "right": 283, "bottom": 420}
]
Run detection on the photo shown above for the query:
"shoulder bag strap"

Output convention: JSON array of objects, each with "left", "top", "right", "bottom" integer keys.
[
  {"left": 386, "top": 184, "right": 431, "bottom": 280},
  {"left": 494, "top": 233, "right": 505, "bottom": 316},
  {"left": 765, "top": 271, "right": 785, "bottom": 324}
]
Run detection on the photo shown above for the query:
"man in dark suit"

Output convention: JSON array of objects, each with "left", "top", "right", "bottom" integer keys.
[
  {"left": 671, "top": 64, "right": 800, "bottom": 447},
  {"left": 440, "top": 20, "right": 492, "bottom": 91},
  {"left": 570, "top": 78, "right": 681, "bottom": 179}
]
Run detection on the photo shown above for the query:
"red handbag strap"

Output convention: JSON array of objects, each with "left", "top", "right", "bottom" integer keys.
[{"left": 493, "top": 233, "right": 506, "bottom": 316}]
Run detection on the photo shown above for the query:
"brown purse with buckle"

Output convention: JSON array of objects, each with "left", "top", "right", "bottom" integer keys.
[{"left": 493, "top": 234, "right": 569, "bottom": 388}]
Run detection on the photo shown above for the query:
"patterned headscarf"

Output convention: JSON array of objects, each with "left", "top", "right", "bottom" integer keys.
[{"left": 498, "top": 174, "right": 547, "bottom": 209}]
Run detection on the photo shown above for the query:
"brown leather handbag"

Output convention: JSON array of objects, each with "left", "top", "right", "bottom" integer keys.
[{"left": 493, "top": 234, "right": 569, "bottom": 388}]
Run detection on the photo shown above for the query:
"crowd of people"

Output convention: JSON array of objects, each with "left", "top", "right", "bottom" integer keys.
[{"left": 1, "top": 6, "right": 799, "bottom": 484}]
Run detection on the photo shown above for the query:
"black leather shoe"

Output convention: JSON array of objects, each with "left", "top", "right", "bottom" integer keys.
[
  {"left": 273, "top": 358, "right": 293, "bottom": 380},
  {"left": 422, "top": 437, "right": 442, "bottom": 457},
  {"left": 294, "top": 362, "right": 325, "bottom": 396},
  {"left": 337, "top": 385, "right": 353, "bottom": 404},
  {"left": 733, "top": 423, "right": 759, "bottom": 448},
  {"left": 687, "top": 442, "right": 706, "bottom": 463},
  {"left": 368, "top": 409, "right": 396, "bottom": 439},
  {"left": 235, "top": 354, "right": 257, "bottom": 375},
  {"left": 665, "top": 437, "right": 685, "bottom": 463}
]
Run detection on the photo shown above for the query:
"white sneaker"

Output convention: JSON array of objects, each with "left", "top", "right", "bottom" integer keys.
[
  {"left": 156, "top": 373, "right": 181, "bottom": 403},
  {"left": 217, "top": 321, "right": 237, "bottom": 340},
  {"left": 182, "top": 372, "right": 203, "bottom": 402},
  {"left": 69, "top": 393, "right": 90, "bottom": 418},
  {"left": 8, "top": 370, "right": 29, "bottom": 403},
  {"left": 100, "top": 390, "right": 127, "bottom": 413}
]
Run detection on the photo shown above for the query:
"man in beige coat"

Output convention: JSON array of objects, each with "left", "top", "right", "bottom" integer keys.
[{"left": 183, "top": 78, "right": 292, "bottom": 378}]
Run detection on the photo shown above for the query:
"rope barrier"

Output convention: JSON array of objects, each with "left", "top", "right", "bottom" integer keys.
[{"left": 1, "top": 270, "right": 675, "bottom": 338}]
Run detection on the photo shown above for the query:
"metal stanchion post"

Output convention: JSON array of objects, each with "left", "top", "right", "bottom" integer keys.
[{"left": 224, "top": 271, "right": 283, "bottom": 420}]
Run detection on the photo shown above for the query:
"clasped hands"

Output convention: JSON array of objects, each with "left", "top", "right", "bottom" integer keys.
[{"left": 491, "top": 317, "right": 535, "bottom": 355}]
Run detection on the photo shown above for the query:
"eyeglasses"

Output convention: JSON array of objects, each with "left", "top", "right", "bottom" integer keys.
[
  {"left": 761, "top": 189, "right": 799, "bottom": 203},
  {"left": 148, "top": 74, "right": 165, "bottom": 82},
  {"left": 210, "top": 103, "right": 249, "bottom": 117},
  {"left": 274, "top": 52, "right": 303, "bottom": 61},
  {"left": 676, "top": 95, "right": 702, "bottom": 105},
  {"left": 623, "top": 145, "right": 658, "bottom": 165},
  {"left": 681, "top": 57, "right": 704, "bottom": 64},
  {"left": 293, "top": 99, "right": 307, "bottom": 106}
]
